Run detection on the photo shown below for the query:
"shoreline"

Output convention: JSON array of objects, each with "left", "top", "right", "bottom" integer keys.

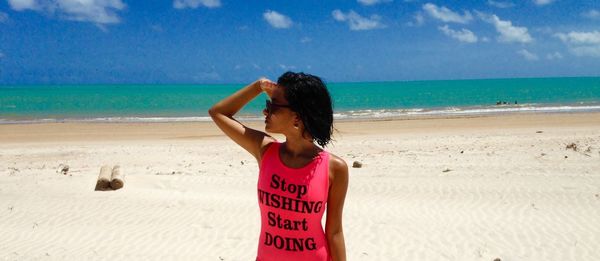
[
  {"left": 1, "top": 111, "right": 599, "bottom": 143},
  {"left": 2, "top": 101, "right": 600, "bottom": 125}
]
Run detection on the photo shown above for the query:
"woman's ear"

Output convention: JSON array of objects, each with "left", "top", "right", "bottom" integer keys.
[
  {"left": 293, "top": 114, "right": 301, "bottom": 128},
  {"left": 293, "top": 116, "right": 311, "bottom": 140}
]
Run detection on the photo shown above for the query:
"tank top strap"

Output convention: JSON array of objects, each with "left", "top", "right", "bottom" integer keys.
[{"left": 260, "top": 141, "right": 281, "bottom": 168}]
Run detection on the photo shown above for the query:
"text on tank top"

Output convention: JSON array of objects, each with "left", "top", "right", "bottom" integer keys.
[{"left": 256, "top": 142, "right": 331, "bottom": 261}]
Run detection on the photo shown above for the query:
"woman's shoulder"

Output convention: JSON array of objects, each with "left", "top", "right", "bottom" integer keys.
[
  {"left": 258, "top": 138, "right": 279, "bottom": 164},
  {"left": 327, "top": 153, "right": 347, "bottom": 168},
  {"left": 327, "top": 153, "right": 349, "bottom": 181}
]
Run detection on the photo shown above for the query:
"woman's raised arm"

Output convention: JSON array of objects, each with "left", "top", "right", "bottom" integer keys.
[{"left": 208, "top": 79, "right": 277, "bottom": 162}]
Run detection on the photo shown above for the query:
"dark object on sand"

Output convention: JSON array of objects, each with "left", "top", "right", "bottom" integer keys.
[
  {"left": 58, "top": 164, "right": 69, "bottom": 175},
  {"left": 95, "top": 165, "right": 113, "bottom": 191},
  {"left": 566, "top": 143, "right": 578, "bottom": 151},
  {"left": 352, "top": 161, "right": 362, "bottom": 168},
  {"left": 110, "top": 165, "right": 124, "bottom": 190}
]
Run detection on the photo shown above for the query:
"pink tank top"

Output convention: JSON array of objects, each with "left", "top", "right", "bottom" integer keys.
[{"left": 256, "top": 142, "right": 331, "bottom": 261}]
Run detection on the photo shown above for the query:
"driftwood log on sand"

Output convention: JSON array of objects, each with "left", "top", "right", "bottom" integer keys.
[
  {"left": 95, "top": 165, "right": 113, "bottom": 191},
  {"left": 110, "top": 165, "right": 124, "bottom": 190}
]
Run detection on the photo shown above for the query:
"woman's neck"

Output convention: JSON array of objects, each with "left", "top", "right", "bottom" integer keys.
[{"left": 282, "top": 136, "right": 319, "bottom": 158}]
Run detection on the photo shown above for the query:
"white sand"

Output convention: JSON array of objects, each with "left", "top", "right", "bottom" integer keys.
[{"left": 1, "top": 113, "right": 600, "bottom": 260}]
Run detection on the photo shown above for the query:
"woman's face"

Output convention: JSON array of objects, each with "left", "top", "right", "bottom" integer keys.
[{"left": 263, "top": 86, "right": 296, "bottom": 133}]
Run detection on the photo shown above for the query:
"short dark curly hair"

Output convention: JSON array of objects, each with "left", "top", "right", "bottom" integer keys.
[{"left": 277, "top": 71, "right": 334, "bottom": 147}]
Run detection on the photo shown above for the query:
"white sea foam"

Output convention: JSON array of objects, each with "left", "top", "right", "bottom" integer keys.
[
  {"left": 334, "top": 104, "right": 600, "bottom": 119},
  {"left": 0, "top": 116, "right": 217, "bottom": 124},
  {"left": 2, "top": 104, "right": 600, "bottom": 124}
]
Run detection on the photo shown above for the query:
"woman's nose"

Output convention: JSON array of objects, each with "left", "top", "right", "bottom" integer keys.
[{"left": 262, "top": 108, "right": 269, "bottom": 116}]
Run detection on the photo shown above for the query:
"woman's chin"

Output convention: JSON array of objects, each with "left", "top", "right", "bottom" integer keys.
[{"left": 265, "top": 125, "right": 278, "bottom": 133}]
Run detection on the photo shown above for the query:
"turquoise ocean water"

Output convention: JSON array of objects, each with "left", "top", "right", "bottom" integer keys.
[{"left": 1, "top": 77, "right": 600, "bottom": 123}]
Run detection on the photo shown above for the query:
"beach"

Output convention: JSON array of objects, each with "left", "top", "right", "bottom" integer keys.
[{"left": 1, "top": 112, "right": 600, "bottom": 260}]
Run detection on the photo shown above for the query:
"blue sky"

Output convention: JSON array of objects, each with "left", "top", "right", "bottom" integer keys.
[{"left": 1, "top": 0, "right": 599, "bottom": 84}]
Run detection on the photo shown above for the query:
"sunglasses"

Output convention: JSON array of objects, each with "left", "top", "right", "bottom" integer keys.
[{"left": 265, "top": 100, "right": 291, "bottom": 114}]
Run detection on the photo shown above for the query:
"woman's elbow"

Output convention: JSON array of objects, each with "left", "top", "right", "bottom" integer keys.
[
  {"left": 208, "top": 106, "right": 221, "bottom": 118},
  {"left": 326, "top": 229, "right": 344, "bottom": 241}
]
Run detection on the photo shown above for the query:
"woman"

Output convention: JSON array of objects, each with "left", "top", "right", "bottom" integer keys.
[{"left": 208, "top": 72, "right": 348, "bottom": 261}]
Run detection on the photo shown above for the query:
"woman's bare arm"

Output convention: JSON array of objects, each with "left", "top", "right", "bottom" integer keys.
[
  {"left": 325, "top": 155, "right": 349, "bottom": 261},
  {"left": 208, "top": 79, "right": 277, "bottom": 161}
]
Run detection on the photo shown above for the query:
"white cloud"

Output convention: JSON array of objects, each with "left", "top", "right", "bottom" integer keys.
[
  {"left": 332, "top": 10, "right": 344, "bottom": 21},
  {"left": 555, "top": 31, "right": 600, "bottom": 45},
  {"left": 7, "top": 0, "right": 38, "bottom": 11},
  {"left": 300, "top": 37, "right": 312, "bottom": 43},
  {"left": 263, "top": 10, "right": 293, "bottom": 29},
  {"left": 555, "top": 31, "right": 600, "bottom": 57},
  {"left": 570, "top": 46, "right": 600, "bottom": 57},
  {"left": 534, "top": 26, "right": 554, "bottom": 35},
  {"left": 414, "top": 12, "right": 425, "bottom": 26},
  {"left": 332, "top": 9, "right": 385, "bottom": 31},
  {"left": 357, "top": 0, "right": 392, "bottom": 6},
  {"left": 422, "top": 3, "right": 473, "bottom": 24},
  {"left": 173, "top": 0, "right": 220, "bottom": 9},
  {"left": 56, "top": 0, "right": 126, "bottom": 24},
  {"left": 8, "top": 0, "right": 126, "bottom": 25},
  {"left": 438, "top": 25, "right": 478, "bottom": 43},
  {"left": 406, "top": 12, "right": 425, "bottom": 27},
  {"left": 0, "top": 12, "right": 8, "bottom": 23},
  {"left": 546, "top": 52, "right": 563, "bottom": 60},
  {"left": 517, "top": 49, "right": 539, "bottom": 61},
  {"left": 533, "top": 0, "right": 554, "bottom": 6},
  {"left": 478, "top": 13, "right": 533, "bottom": 43},
  {"left": 487, "top": 0, "right": 514, "bottom": 8},
  {"left": 582, "top": 10, "right": 600, "bottom": 20}
]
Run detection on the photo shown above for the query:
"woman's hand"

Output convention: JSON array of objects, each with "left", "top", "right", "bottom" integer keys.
[{"left": 256, "top": 78, "right": 278, "bottom": 98}]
